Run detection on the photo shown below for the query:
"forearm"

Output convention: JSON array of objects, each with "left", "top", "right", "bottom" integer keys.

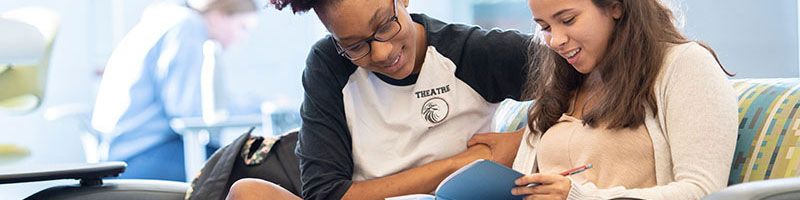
[
  {"left": 567, "top": 179, "right": 721, "bottom": 200},
  {"left": 341, "top": 145, "right": 490, "bottom": 200},
  {"left": 342, "top": 158, "right": 455, "bottom": 200}
]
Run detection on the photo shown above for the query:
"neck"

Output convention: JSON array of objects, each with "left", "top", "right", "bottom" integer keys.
[
  {"left": 411, "top": 22, "right": 426, "bottom": 74},
  {"left": 582, "top": 71, "right": 603, "bottom": 90}
]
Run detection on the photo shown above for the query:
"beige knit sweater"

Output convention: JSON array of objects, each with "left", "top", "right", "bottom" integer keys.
[{"left": 512, "top": 42, "right": 739, "bottom": 200}]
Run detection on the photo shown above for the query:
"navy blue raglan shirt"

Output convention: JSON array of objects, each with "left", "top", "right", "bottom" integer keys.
[{"left": 297, "top": 13, "right": 534, "bottom": 199}]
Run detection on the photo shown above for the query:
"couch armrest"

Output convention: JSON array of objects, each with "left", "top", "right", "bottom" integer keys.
[
  {"left": 27, "top": 179, "right": 188, "bottom": 200},
  {"left": 703, "top": 177, "right": 800, "bottom": 200},
  {"left": 0, "top": 162, "right": 125, "bottom": 186},
  {"left": 0, "top": 162, "right": 188, "bottom": 199}
]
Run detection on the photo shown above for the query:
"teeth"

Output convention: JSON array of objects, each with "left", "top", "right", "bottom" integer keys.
[
  {"left": 566, "top": 49, "right": 581, "bottom": 58},
  {"left": 393, "top": 57, "right": 400, "bottom": 65}
]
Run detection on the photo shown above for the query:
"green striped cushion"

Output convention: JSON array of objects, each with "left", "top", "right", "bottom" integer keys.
[
  {"left": 730, "top": 79, "right": 800, "bottom": 185},
  {"left": 493, "top": 99, "right": 533, "bottom": 133}
]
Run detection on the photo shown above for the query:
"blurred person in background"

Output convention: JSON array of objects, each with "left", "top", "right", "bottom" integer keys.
[{"left": 91, "top": 0, "right": 259, "bottom": 181}]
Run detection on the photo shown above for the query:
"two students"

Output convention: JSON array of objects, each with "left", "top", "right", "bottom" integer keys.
[{"left": 229, "top": 0, "right": 738, "bottom": 199}]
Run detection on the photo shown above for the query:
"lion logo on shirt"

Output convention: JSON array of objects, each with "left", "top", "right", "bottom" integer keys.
[{"left": 421, "top": 97, "right": 449, "bottom": 124}]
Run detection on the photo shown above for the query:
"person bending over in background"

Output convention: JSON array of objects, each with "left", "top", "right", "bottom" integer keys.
[{"left": 91, "top": 0, "right": 259, "bottom": 181}]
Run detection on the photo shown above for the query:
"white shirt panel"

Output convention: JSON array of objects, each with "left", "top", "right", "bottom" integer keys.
[{"left": 343, "top": 46, "right": 499, "bottom": 181}]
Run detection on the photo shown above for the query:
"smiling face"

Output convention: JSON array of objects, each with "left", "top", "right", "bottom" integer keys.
[
  {"left": 529, "top": 0, "right": 621, "bottom": 74},
  {"left": 316, "top": 0, "right": 421, "bottom": 80}
]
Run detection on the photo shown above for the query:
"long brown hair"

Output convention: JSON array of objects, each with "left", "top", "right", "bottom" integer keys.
[{"left": 523, "top": 0, "right": 732, "bottom": 134}]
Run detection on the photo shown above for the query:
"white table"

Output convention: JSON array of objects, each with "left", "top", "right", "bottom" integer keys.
[{"left": 170, "top": 114, "right": 263, "bottom": 181}]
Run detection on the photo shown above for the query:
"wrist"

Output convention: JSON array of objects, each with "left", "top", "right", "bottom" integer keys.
[
  {"left": 448, "top": 147, "right": 482, "bottom": 171},
  {"left": 445, "top": 156, "right": 462, "bottom": 173},
  {"left": 462, "top": 145, "right": 489, "bottom": 166},
  {"left": 451, "top": 153, "right": 472, "bottom": 171}
]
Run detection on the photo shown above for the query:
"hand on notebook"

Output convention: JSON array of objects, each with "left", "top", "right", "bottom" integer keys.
[
  {"left": 467, "top": 128, "right": 524, "bottom": 167},
  {"left": 512, "top": 173, "right": 571, "bottom": 200}
]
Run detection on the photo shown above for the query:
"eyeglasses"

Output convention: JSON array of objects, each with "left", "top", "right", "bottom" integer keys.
[{"left": 332, "top": 0, "right": 402, "bottom": 61}]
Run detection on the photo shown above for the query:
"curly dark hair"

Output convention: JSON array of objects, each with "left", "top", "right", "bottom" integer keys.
[{"left": 269, "top": 0, "right": 340, "bottom": 13}]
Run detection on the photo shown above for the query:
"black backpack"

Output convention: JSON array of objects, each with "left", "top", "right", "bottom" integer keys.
[{"left": 185, "top": 128, "right": 301, "bottom": 200}]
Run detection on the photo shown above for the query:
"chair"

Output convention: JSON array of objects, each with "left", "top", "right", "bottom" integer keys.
[
  {"left": 0, "top": 6, "right": 57, "bottom": 114},
  {"left": 492, "top": 78, "right": 800, "bottom": 200},
  {"left": 0, "top": 7, "right": 189, "bottom": 199},
  {"left": 703, "top": 79, "right": 800, "bottom": 200},
  {"left": 0, "top": 6, "right": 59, "bottom": 166}
]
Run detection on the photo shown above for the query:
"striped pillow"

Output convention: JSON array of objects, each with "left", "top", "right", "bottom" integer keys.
[
  {"left": 730, "top": 79, "right": 800, "bottom": 185},
  {"left": 493, "top": 99, "right": 533, "bottom": 133}
]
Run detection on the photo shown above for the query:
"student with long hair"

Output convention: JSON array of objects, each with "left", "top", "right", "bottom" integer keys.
[{"left": 468, "top": 0, "right": 738, "bottom": 199}]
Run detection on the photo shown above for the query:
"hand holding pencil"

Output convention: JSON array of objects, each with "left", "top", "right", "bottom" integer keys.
[
  {"left": 511, "top": 164, "right": 593, "bottom": 199},
  {"left": 526, "top": 164, "right": 592, "bottom": 187}
]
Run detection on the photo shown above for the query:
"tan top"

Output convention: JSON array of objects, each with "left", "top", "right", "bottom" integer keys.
[
  {"left": 536, "top": 114, "right": 657, "bottom": 189},
  {"left": 512, "top": 42, "right": 739, "bottom": 200}
]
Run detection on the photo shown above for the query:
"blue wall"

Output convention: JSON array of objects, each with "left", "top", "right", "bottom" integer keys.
[{"left": 680, "top": 0, "right": 799, "bottom": 78}]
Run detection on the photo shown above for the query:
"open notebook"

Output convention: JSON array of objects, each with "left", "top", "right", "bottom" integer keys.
[{"left": 386, "top": 159, "right": 525, "bottom": 200}]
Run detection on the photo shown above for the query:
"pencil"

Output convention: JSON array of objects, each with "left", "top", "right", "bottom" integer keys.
[{"left": 525, "top": 164, "right": 592, "bottom": 187}]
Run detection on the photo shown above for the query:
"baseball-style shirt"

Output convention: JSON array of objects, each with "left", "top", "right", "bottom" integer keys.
[{"left": 297, "top": 13, "right": 533, "bottom": 199}]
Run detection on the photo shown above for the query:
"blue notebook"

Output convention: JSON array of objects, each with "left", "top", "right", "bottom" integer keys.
[{"left": 387, "top": 159, "right": 525, "bottom": 200}]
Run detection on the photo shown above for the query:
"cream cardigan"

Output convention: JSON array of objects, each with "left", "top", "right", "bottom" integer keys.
[{"left": 511, "top": 42, "right": 739, "bottom": 200}]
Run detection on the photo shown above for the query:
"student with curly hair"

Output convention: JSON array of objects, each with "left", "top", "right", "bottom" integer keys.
[{"left": 226, "top": 0, "right": 536, "bottom": 199}]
